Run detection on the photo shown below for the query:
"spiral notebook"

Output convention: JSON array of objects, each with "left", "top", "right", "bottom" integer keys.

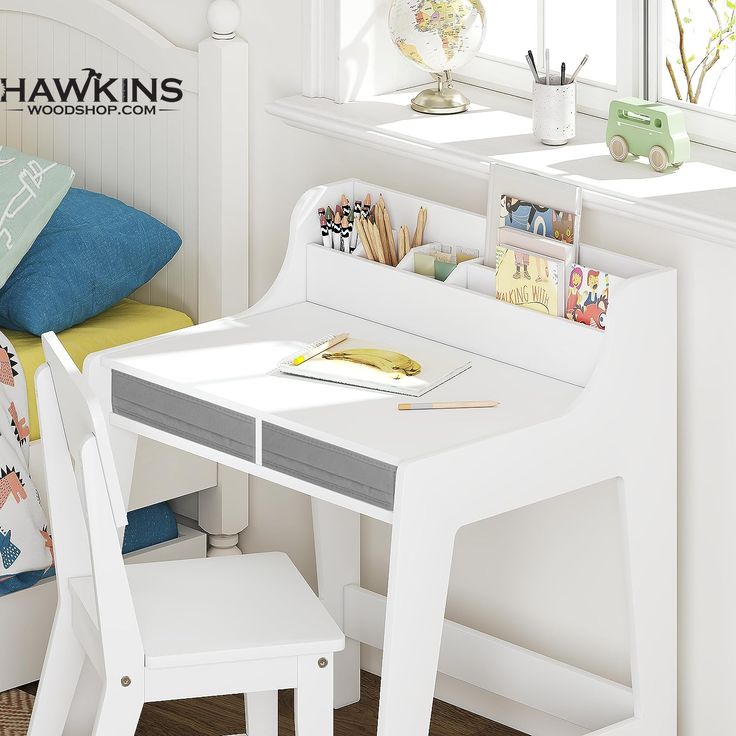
[{"left": 277, "top": 335, "right": 472, "bottom": 397}]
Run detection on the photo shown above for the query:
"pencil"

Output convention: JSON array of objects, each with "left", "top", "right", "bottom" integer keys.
[
  {"left": 412, "top": 207, "right": 427, "bottom": 248},
  {"left": 293, "top": 333, "right": 349, "bottom": 366},
  {"left": 398, "top": 401, "right": 500, "bottom": 411},
  {"left": 379, "top": 195, "right": 398, "bottom": 266},
  {"left": 356, "top": 218, "right": 377, "bottom": 261}
]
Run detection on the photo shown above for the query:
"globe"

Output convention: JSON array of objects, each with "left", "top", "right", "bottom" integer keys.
[{"left": 389, "top": 0, "right": 487, "bottom": 74}]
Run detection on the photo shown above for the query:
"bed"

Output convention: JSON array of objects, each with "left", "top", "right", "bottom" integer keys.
[{"left": 0, "top": 0, "right": 249, "bottom": 692}]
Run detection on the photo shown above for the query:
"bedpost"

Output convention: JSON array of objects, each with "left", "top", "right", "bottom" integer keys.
[{"left": 197, "top": 0, "right": 249, "bottom": 556}]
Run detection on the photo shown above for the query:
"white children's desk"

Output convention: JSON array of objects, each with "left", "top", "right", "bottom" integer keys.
[{"left": 86, "top": 180, "right": 676, "bottom": 736}]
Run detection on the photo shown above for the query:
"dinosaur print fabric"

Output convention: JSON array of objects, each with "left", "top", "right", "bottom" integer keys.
[{"left": 0, "top": 335, "right": 52, "bottom": 590}]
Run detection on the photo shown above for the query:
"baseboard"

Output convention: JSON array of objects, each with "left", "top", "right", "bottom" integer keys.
[{"left": 345, "top": 585, "right": 632, "bottom": 736}]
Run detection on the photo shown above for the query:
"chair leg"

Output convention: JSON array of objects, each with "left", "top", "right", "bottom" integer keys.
[
  {"left": 91, "top": 686, "right": 143, "bottom": 736},
  {"left": 28, "top": 607, "right": 85, "bottom": 736},
  {"left": 245, "top": 690, "right": 278, "bottom": 736},
  {"left": 295, "top": 654, "right": 334, "bottom": 736}
]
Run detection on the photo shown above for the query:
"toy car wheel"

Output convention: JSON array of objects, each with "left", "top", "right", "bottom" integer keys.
[
  {"left": 609, "top": 135, "right": 629, "bottom": 161},
  {"left": 649, "top": 145, "right": 669, "bottom": 172}
]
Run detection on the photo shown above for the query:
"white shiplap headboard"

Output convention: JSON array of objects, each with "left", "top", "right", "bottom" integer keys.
[{"left": 0, "top": 0, "right": 248, "bottom": 323}]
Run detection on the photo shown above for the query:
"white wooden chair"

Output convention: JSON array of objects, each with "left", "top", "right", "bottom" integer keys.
[{"left": 30, "top": 332, "right": 344, "bottom": 736}]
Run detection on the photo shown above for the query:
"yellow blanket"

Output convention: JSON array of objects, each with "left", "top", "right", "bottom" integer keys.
[{"left": 5, "top": 299, "right": 193, "bottom": 441}]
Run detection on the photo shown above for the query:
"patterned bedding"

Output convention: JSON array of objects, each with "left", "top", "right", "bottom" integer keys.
[{"left": 0, "top": 335, "right": 53, "bottom": 594}]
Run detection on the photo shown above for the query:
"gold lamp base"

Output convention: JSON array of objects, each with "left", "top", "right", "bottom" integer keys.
[{"left": 411, "top": 71, "right": 470, "bottom": 115}]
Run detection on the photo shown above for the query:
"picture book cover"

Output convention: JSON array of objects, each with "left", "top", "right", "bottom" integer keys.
[
  {"left": 495, "top": 244, "right": 563, "bottom": 317},
  {"left": 565, "top": 265, "right": 613, "bottom": 330},
  {"left": 500, "top": 194, "right": 577, "bottom": 244}
]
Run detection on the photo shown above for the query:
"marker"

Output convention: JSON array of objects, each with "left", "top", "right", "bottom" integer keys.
[
  {"left": 526, "top": 49, "right": 541, "bottom": 83},
  {"left": 340, "top": 215, "right": 350, "bottom": 253},
  {"left": 526, "top": 53, "right": 541, "bottom": 84},
  {"left": 350, "top": 199, "right": 363, "bottom": 253},
  {"left": 292, "top": 333, "right": 349, "bottom": 366},
  {"left": 320, "top": 214, "right": 330, "bottom": 247},
  {"left": 397, "top": 400, "right": 500, "bottom": 411},
  {"left": 561, "top": 62, "right": 566, "bottom": 85}
]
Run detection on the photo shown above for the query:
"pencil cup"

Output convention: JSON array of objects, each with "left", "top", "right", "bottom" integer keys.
[{"left": 532, "top": 74, "right": 576, "bottom": 146}]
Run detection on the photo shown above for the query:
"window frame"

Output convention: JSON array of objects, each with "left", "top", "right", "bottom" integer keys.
[
  {"left": 646, "top": 0, "right": 736, "bottom": 151},
  {"left": 454, "top": 0, "right": 644, "bottom": 118},
  {"left": 302, "top": 0, "right": 736, "bottom": 152}
]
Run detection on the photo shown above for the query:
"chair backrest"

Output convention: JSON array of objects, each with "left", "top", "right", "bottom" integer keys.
[
  {"left": 40, "top": 333, "right": 128, "bottom": 529},
  {"left": 36, "top": 334, "right": 143, "bottom": 677}
]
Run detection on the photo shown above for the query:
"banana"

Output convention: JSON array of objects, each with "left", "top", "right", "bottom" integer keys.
[{"left": 322, "top": 348, "right": 421, "bottom": 379}]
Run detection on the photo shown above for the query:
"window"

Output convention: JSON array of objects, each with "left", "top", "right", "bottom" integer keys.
[
  {"left": 454, "top": 0, "right": 736, "bottom": 149},
  {"left": 455, "top": 0, "right": 638, "bottom": 117},
  {"left": 651, "top": 0, "right": 736, "bottom": 147}
]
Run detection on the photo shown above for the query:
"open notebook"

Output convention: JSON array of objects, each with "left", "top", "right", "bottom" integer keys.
[{"left": 277, "top": 334, "right": 472, "bottom": 397}]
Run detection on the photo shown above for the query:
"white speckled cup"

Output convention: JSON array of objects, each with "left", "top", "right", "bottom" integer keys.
[{"left": 532, "top": 74, "right": 576, "bottom": 146}]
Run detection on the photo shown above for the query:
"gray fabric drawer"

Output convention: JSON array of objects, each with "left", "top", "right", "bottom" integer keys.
[
  {"left": 112, "top": 371, "right": 256, "bottom": 462},
  {"left": 262, "top": 422, "right": 397, "bottom": 510}
]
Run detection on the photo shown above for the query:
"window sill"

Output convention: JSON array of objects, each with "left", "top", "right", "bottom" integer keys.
[{"left": 268, "top": 83, "right": 736, "bottom": 246}]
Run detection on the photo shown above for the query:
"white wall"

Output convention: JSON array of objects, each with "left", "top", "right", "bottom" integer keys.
[{"left": 111, "top": 2, "right": 734, "bottom": 734}]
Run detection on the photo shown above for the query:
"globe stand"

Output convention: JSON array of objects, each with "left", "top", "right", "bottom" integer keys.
[{"left": 411, "top": 71, "right": 470, "bottom": 115}]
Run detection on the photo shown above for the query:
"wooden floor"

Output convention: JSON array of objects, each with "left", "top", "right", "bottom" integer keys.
[
  {"left": 22, "top": 671, "right": 528, "bottom": 735},
  {"left": 131, "top": 672, "right": 527, "bottom": 736}
]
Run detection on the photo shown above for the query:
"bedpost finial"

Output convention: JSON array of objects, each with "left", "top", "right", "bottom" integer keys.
[{"left": 207, "top": 0, "right": 240, "bottom": 40}]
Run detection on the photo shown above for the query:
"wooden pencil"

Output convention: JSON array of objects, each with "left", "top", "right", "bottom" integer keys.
[
  {"left": 412, "top": 206, "right": 427, "bottom": 248},
  {"left": 356, "top": 218, "right": 377, "bottom": 261},
  {"left": 378, "top": 195, "right": 397, "bottom": 266},
  {"left": 369, "top": 219, "right": 387, "bottom": 264}
]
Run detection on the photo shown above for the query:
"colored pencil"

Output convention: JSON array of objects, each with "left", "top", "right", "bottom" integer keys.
[{"left": 398, "top": 401, "right": 500, "bottom": 411}]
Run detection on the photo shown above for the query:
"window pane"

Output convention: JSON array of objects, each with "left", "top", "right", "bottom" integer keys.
[
  {"left": 545, "top": 0, "right": 617, "bottom": 86},
  {"left": 482, "top": 0, "right": 537, "bottom": 64},
  {"left": 660, "top": 0, "right": 736, "bottom": 116}
]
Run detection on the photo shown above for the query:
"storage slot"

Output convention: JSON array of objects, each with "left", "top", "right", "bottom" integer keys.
[
  {"left": 112, "top": 371, "right": 256, "bottom": 462},
  {"left": 305, "top": 244, "right": 602, "bottom": 387},
  {"left": 262, "top": 422, "right": 397, "bottom": 510}
]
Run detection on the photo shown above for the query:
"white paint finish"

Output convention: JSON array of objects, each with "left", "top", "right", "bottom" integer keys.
[
  {"left": 35, "top": 336, "right": 343, "bottom": 734},
  {"left": 47, "top": 2, "right": 732, "bottom": 732},
  {"left": 197, "top": 36, "right": 249, "bottom": 322},
  {"left": 245, "top": 689, "right": 278, "bottom": 736},
  {"left": 267, "top": 86, "right": 736, "bottom": 247},
  {"left": 0, "top": 6, "right": 201, "bottom": 319},
  {"left": 345, "top": 585, "right": 633, "bottom": 731},
  {"left": 312, "top": 500, "right": 361, "bottom": 707},
  {"left": 0, "top": 525, "right": 206, "bottom": 695},
  {"left": 94, "top": 181, "right": 676, "bottom": 734},
  {"left": 5, "top": 0, "right": 198, "bottom": 90},
  {"left": 100, "top": 301, "right": 583, "bottom": 465},
  {"left": 71, "top": 554, "right": 344, "bottom": 669}
]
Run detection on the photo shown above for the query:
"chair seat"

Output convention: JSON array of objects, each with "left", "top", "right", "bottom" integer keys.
[{"left": 70, "top": 552, "right": 344, "bottom": 670}]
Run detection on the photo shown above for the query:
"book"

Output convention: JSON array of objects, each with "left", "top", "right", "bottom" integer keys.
[
  {"left": 565, "top": 265, "right": 618, "bottom": 330},
  {"left": 495, "top": 243, "right": 565, "bottom": 317},
  {"left": 500, "top": 194, "right": 578, "bottom": 247},
  {"left": 278, "top": 335, "right": 472, "bottom": 397}
]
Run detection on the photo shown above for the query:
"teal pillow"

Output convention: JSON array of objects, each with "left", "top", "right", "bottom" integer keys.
[
  {"left": 0, "top": 188, "right": 182, "bottom": 335},
  {"left": 0, "top": 146, "right": 74, "bottom": 288}
]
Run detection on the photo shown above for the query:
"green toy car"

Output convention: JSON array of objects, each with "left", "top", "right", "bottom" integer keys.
[{"left": 606, "top": 97, "right": 690, "bottom": 172}]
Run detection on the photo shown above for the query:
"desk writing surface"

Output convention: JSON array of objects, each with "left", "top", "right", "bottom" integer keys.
[{"left": 103, "top": 302, "right": 581, "bottom": 465}]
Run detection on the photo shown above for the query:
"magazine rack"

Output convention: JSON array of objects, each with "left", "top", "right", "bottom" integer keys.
[{"left": 90, "top": 178, "right": 676, "bottom": 736}]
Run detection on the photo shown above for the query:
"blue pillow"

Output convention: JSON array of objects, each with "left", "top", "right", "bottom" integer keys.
[{"left": 0, "top": 188, "right": 181, "bottom": 335}]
